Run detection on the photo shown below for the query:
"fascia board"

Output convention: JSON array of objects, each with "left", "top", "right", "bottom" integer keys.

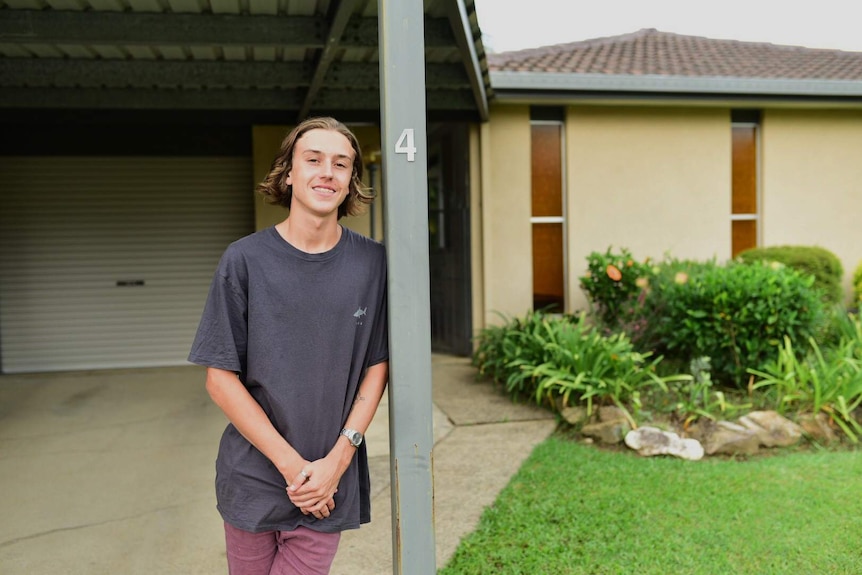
[{"left": 490, "top": 71, "right": 862, "bottom": 97}]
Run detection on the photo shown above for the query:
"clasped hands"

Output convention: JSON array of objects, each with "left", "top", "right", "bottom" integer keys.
[{"left": 286, "top": 457, "right": 340, "bottom": 520}]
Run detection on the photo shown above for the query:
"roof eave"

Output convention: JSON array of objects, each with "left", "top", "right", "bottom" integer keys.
[
  {"left": 490, "top": 71, "right": 862, "bottom": 101},
  {"left": 445, "top": 0, "right": 490, "bottom": 121}
]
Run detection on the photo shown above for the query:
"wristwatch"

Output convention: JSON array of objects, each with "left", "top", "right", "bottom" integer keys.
[{"left": 340, "top": 428, "right": 364, "bottom": 447}]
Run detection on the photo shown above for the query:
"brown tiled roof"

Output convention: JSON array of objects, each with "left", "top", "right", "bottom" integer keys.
[{"left": 487, "top": 29, "right": 862, "bottom": 81}]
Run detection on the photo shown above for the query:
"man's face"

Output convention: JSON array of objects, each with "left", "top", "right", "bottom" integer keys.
[{"left": 286, "top": 128, "right": 355, "bottom": 219}]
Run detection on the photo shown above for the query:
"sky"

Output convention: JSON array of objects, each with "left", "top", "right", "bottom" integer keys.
[{"left": 473, "top": 0, "right": 862, "bottom": 54}]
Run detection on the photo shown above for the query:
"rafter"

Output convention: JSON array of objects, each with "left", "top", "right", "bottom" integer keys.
[
  {"left": 0, "top": 86, "right": 477, "bottom": 111},
  {"left": 0, "top": 59, "right": 468, "bottom": 91},
  {"left": 0, "top": 9, "right": 456, "bottom": 48},
  {"left": 0, "top": 7, "right": 485, "bottom": 117},
  {"left": 0, "top": 60, "right": 313, "bottom": 89},
  {"left": 298, "top": 0, "right": 361, "bottom": 121},
  {"left": 0, "top": 10, "right": 326, "bottom": 47}
]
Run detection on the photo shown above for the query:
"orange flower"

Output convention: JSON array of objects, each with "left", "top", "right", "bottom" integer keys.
[
  {"left": 606, "top": 264, "right": 622, "bottom": 281},
  {"left": 635, "top": 277, "right": 649, "bottom": 289},
  {"left": 674, "top": 272, "right": 689, "bottom": 284}
]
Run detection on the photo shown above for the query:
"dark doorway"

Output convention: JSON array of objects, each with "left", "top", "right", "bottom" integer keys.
[{"left": 427, "top": 123, "right": 472, "bottom": 356}]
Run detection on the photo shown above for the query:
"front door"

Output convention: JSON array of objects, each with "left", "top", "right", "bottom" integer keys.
[{"left": 427, "top": 124, "right": 472, "bottom": 356}]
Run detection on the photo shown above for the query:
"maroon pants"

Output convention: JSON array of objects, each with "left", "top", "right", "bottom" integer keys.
[{"left": 223, "top": 522, "right": 341, "bottom": 575}]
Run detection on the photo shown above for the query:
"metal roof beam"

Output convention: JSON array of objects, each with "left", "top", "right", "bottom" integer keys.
[
  {"left": 313, "top": 88, "right": 477, "bottom": 110},
  {"left": 0, "top": 9, "right": 455, "bottom": 49},
  {"left": 329, "top": 62, "right": 470, "bottom": 88},
  {"left": 345, "top": 16, "right": 455, "bottom": 47},
  {"left": 0, "top": 10, "right": 326, "bottom": 47},
  {"left": 0, "top": 86, "right": 478, "bottom": 111},
  {"left": 298, "top": 0, "right": 360, "bottom": 121},
  {"left": 0, "top": 87, "right": 305, "bottom": 109},
  {"left": 0, "top": 59, "right": 312, "bottom": 88},
  {"left": 0, "top": 59, "right": 469, "bottom": 90}
]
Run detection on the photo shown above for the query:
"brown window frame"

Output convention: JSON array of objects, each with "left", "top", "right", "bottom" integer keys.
[
  {"left": 530, "top": 120, "right": 567, "bottom": 313},
  {"left": 731, "top": 121, "right": 760, "bottom": 257}
]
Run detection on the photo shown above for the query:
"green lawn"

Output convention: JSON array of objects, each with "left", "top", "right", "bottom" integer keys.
[{"left": 440, "top": 434, "right": 862, "bottom": 575}]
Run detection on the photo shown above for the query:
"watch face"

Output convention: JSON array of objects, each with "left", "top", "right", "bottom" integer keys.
[{"left": 343, "top": 428, "right": 363, "bottom": 446}]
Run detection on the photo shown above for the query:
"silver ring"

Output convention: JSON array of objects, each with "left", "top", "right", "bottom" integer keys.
[{"left": 300, "top": 469, "right": 308, "bottom": 478}]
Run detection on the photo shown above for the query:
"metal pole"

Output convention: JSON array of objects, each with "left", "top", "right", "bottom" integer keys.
[{"left": 377, "top": 1, "right": 436, "bottom": 574}]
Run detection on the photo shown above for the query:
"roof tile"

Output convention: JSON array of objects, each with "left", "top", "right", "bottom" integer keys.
[{"left": 487, "top": 29, "right": 862, "bottom": 81}]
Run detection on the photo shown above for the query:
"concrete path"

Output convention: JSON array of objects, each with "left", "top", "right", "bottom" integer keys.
[{"left": 0, "top": 355, "right": 556, "bottom": 574}]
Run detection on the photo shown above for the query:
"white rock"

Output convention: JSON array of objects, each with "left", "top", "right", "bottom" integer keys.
[{"left": 625, "top": 426, "right": 704, "bottom": 461}]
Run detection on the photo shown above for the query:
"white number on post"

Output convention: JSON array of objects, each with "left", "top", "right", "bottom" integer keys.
[{"left": 395, "top": 128, "right": 417, "bottom": 162}]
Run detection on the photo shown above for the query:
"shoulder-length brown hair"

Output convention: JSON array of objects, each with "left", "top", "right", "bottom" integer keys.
[{"left": 256, "top": 117, "right": 375, "bottom": 219}]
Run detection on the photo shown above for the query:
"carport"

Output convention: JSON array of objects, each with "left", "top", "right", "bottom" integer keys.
[
  {"left": 0, "top": 0, "right": 490, "bottom": 374},
  {"left": 0, "top": 1, "right": 492, "bottom": 572}
]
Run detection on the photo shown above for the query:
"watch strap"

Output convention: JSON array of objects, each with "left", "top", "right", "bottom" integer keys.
[{"left": 340, "top": 427, "right": 363, "bottom": 447}]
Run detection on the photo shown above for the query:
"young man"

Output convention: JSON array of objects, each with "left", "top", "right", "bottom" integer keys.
[{"left": 188, "top": 117, "right": 389, "bottom": 574}]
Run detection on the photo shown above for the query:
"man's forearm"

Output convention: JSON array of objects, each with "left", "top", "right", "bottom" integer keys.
[
  {"left": 331, "top": 361, "right": 389, "bottom": 463},
  {"left": 205, "top": 367, "right": 304, "bottom": 480}
]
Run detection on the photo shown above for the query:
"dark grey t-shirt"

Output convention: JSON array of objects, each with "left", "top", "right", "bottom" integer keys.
[{"left": 188, "top": 225, "right": 388, "bottom": 534}]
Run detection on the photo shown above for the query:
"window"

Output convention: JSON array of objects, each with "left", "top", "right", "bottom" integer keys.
[
  {"left": 531, "top": 119, "right": 566, "bottom": 312},
  {"left": 731, "top": 113, "right": 760, "bottom": 257}
]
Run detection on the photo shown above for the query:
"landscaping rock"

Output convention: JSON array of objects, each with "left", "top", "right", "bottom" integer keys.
[
  {"left": 598, "top": 405, "right": 629, "bottom": 423},
  {"left": 581, "top": 419, "right": 630, "bottom": 444},
  {"left": 797, "top": 412, "right": 838, "bottom": 443},
  {"left": 738, "top": 410, "right": 803, "bottom": 447},
  {"left": 624, "top": 426, "right": 704, "bottom": 461},
  {"left": 560, "top": 405, "right": 588, "bottom": 426},
  {"left": 688, "top": 419, "right": 760, "bottom": 456}
]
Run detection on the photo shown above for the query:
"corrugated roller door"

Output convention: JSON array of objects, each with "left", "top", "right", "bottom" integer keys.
[{"left": 0, "top": 157, "right": 253, "bottom": 373}]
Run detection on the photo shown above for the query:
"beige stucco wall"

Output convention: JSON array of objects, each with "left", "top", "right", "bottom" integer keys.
[
  {"left": 761, "top": 109, "right": 862, "bottom": 302},
  {"left": 479, "top": 105, "right": 534, "bottom": 326},
  {"left": 252, "top": 125, "right": 290, "bottom": 230},
  {"left": 251, "top": 124, "right": 380, "bottom": 236},
  {"left": 566, "top": 106, "right": 732, "bottom": 311},
  {"left": 475, "top": 105, "right": 734, "bottom": 323}
]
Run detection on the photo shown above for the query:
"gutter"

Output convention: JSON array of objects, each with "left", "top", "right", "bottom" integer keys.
[{"left": 490, "top": 71, "right": 862, "bottom": 98}]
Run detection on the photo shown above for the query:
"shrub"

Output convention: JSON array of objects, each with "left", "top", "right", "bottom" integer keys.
[
  {"left": 644, "top": 260, "right": 825, "bottom": 388},
  {"left": 614, "top": 257, "right": 718, "bottom": 351},
  {"left": 854, "top": 260, "right": 862, "bottom": 309},
  {"left": 579, "top": 247, "right": 653, "bottom": 328},
  {"left": 737, "top": 245, "right": 845, "bottom": 304}
]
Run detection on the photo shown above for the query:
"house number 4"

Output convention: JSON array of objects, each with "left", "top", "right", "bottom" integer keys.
[{"left": 395, "top": 128, "right": 417, "bottom": 162}]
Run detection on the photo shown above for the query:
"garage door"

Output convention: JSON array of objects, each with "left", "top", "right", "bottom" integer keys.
[{"left": 0, "top": 156, "right": 253, "bottom": 373}]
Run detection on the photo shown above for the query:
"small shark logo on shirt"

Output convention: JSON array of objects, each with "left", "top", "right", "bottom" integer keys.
[{"left": 354, "top": 307, "right": 367, "bottom": 325}]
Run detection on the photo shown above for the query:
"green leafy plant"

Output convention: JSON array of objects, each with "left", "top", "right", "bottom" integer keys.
[
  {"left": 748, "top": 329, "right": 862, "bottom": 442},
  {"left": 854, "top": 260, "right": 862, "bottom": 309},
  {"left": 666, "top": 356, "right": 751, "bottom": 425},
  {"left": 832, "top": 309, "right": 862, "bottom": 352},
  {"left": 473, "top": 311, "right": 690, "bottom": 422},
  {"left": 472, "top": 310, "right": 557, "bottom": 394}
]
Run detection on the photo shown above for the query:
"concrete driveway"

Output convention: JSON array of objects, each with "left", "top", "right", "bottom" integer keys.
[{"left": 0, "top": 356, "right": 556, "bottom": 574}]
